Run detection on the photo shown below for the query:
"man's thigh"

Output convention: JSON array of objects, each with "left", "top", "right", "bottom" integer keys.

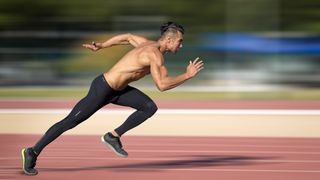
[{"left": 112, "top": 86, "right": 155, "bottom": 110}]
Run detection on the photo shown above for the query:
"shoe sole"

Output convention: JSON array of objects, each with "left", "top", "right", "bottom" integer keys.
[
  {"left": 21, "top": 148, "right": 38, "bottom": 176},
  {"left": 100, "top": 136, "right": 128, "bottom": 158}
]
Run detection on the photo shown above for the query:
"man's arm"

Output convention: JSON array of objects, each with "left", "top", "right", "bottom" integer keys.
[
  {"left": 150, "top": 55, "right": 204, "bottom": 92},
  {"left": 82, "top": 33, "right": 149, "bottom": 51}
]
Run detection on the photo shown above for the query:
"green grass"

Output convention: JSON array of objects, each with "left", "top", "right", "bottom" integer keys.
[{"left": 1, "top": 87, "right": 320, "bottom": 100}]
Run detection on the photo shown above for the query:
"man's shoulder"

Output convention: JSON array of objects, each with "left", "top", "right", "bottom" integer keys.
[
  {"left": 138, "top": 43, "right": 160, "bottom": 56},
  {"left": 137, "top": 45, "right": 163, "bottom": 65}
]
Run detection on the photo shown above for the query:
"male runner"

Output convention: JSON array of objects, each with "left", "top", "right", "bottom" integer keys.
[{"left": 21, "top": 22, "right": 204, "bottom": 175}]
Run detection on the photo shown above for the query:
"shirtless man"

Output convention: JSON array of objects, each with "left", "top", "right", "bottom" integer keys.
[{"left": 21, "top": 22, "right": 204, "bottom": 175}]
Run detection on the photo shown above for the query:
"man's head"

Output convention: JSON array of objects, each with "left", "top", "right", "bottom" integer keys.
[{"left": 159, "top": 22, "right": 184, "bottom": 53}]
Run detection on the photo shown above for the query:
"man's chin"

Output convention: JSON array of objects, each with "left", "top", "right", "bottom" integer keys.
[{"left": 168, "top": 49, "right": 179, "bottom": 54}]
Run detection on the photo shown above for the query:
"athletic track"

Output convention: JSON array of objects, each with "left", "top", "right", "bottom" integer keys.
[{"left": 0, "top": 99, "right": 320, "bottom": 180}]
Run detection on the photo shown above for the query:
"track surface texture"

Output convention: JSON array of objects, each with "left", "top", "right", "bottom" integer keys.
[
  {"left": 1, "top": 134, "right": 320, "bottom": 180},
  {"left": 1, "top": 99, "right": 319, "bottom": 179}
]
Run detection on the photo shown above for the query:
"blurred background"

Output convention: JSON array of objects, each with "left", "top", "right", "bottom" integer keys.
[{"left": 1, "top": 0, "right": 320, "bottom": 100}]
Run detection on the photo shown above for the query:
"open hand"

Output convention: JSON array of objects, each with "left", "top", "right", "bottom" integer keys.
[{"left": 186, "top": 57, "right": 204, "bottom": 78}]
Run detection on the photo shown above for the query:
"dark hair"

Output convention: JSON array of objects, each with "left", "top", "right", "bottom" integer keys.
[{"left": 160, "top": 22, "right": 184, "bottom": 35}]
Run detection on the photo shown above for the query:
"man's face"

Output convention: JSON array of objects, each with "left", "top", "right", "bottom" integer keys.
[{"left": 167, "top": 31, "right": 183, "bottom": 53}]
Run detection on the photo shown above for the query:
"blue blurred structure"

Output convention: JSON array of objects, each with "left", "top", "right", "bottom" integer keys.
[
  {"left": 188, "top": 33, "right": 320, "bottom": 90},
  {"left": 200, "top": 33, "right": 320, "bottom": 54}
]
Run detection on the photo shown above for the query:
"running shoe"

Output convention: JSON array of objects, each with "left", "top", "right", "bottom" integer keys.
[
  {"left": 101, "top": 132, "right": 128, "bottom": 157},
  {"left": 21, "top": 147, "right": 38, "bottom": 175}
]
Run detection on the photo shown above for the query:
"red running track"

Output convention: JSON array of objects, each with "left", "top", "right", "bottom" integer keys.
[{"left": 1, "top": 134, "right": 320, "bottom": 180}]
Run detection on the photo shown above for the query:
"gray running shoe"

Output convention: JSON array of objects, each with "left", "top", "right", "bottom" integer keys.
[{"left": 101, "top": 133, "right": 128, "bottom": 157}]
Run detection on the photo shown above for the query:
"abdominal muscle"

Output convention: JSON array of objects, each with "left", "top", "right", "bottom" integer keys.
[{"left": 103, "top": 68, "right": 150, "bottom": 91}]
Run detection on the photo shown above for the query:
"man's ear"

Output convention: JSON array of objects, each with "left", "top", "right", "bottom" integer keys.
[{"left": 166, "top": 36, "right": 172, "bottom": 43}]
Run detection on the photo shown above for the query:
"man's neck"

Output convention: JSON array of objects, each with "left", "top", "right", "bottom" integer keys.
[{"left": 157, "top": 40, "right": 167, "bottom": 54}]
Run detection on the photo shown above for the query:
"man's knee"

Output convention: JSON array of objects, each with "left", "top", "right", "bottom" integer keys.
[{"left": 143, "top": 101, "right": 158, "bottom": 117}]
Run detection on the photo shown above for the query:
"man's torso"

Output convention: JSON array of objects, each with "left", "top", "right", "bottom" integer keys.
[{"left": 104, "top": 41, "right": 161, "bottom": 90}]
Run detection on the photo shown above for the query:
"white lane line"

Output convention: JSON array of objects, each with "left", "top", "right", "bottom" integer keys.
[
  {"left": 1, "top": 109, "right": 320, "bottom": 115},
  {"left": 126, "top": 143, "right": 320, "bottom": 149},
  {"left": 130, "top": 149, "right": 320, "bottom": 154},
  {"left": 39, "top": 143, "right": 320, "bottom": 149},
  {"left": 1, "top": 165, "right": 320, "bottom": 174},
  {"left": 159, "top": 168, "right": 320, "bottom": 173},
  {"left": 1, "top": 167, "right": 320, "bottom": 173},
  {"left": 2, "top": 157, "right": 320, "bottom": 163},
  {"left": 8, "top": 148, "right": 320, "bottom": 155}
]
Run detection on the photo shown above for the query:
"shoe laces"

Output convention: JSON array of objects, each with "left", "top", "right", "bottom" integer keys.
[
  {"left": 115, "top": 137, "right": 123, "bottom": 148},
  {"left": 28, "top": 149, "right": 38, "bottom": 168}
]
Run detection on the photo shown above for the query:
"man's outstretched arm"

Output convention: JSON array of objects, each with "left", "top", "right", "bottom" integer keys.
[
  {"left": 150, "top": 56, "right": 204, "bottom": 92},
  {"left": 82, "top": 33, "right": 149, "bottom": 51}
]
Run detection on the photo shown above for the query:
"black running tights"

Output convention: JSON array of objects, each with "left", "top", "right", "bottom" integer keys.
[{"left": 33, "top": 74, "right": 157, "bottom": 155}]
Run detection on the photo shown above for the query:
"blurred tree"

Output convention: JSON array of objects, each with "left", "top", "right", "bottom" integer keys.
[
  {"left": 280, "top": 0, "right": 320, "bottom": 32},
  {"left": 1, "top": 0, "right": 320, "bottom": 32}
]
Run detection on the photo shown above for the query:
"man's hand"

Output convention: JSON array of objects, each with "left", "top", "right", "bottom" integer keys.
[
  {"left": 186, "top": 57, "right": 204, "bottom": 78},
  {"left": 82, "top": 41, "right": 101, "bottom": 51}
]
